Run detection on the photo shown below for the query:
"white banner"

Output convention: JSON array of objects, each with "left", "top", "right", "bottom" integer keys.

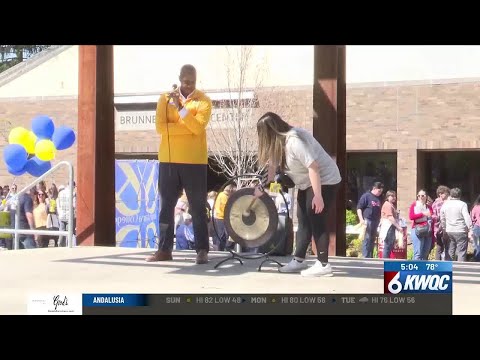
[
  {"left": 115, "top": 109, "right": 156, "bottom": 131},
  {"left": 115, "top": 107, "right": 254, "bottom": 131},
  {"left": 209, "top": 108, "right": 254, "bottom": 129},
  {"left": 27, "top": 293, "right": 83, "bottom": 315}
]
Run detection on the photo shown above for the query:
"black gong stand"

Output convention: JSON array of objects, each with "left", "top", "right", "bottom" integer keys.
[{"left": 211, "top": 174, "right": 289, "bottom": 272}]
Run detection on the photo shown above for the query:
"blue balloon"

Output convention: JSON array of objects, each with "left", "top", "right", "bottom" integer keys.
[
  {"left": 3, "top": 144, "right": 28, "bottom": 172},
  {"left": 7, "top": 165, "right": 26, "bottom": 176},
  {"left": 52, "top": 126, "right": 76, "bottom": 150},
  {"left": 24, "top": 156, "right": 52, "bottom": 177},
  {"left": 31, "top": 115, "right": 55, "bottom": 139}
]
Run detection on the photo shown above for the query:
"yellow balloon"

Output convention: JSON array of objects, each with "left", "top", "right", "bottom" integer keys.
[
  {"left": 35, "top": 139, "right": 56, "bottom": 161},
  {"left": 24, "top": 131, "right": 37, "bottom": 154},
  {"left": 8, "top": 127, "right": 29, "bottom": 146}
]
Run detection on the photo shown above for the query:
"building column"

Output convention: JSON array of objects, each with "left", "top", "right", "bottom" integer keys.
[
  {"left": 396, "top": 149, "right": 418, "bottom": 224},
  {"left": 311, "top": 45, "right": 346, "bottom": 256},
  {"left": 77, "top": 45, "right": 116, "bottom": 246}
]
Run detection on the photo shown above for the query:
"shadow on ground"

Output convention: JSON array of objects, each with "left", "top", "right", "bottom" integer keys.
[
  {"left": 54, "top": 250, "right": 388, "bottom": 280},
  {"left": 52, "top": 248, "right": 480, "bottom": 285}
]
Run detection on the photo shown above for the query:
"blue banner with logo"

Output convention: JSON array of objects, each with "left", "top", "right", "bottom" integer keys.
[
  {"left": 115, "top": 160, "right": 159, "bottom": 248},
  {"left": 83, "top": 294, "right": 147, "bottom": 307},
  {"left": 384, "top": 261, "right": 453, "bottom": 294}
]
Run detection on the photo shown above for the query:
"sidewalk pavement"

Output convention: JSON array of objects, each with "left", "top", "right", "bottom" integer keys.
[{"left": 0, "top": 246, "right": 478, "bottom": 315}]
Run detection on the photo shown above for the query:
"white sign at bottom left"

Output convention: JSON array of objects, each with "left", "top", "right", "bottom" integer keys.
[{"left": 27, "top": 293, "right": 83, "bottom": 315}]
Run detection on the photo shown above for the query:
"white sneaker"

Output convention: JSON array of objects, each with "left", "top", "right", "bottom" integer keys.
[
  {"left": 278, "top": 259, "right": 309, "bottom": 273},
  {"left": 301, "top": 261, "right": 333, "bottom": 277}
]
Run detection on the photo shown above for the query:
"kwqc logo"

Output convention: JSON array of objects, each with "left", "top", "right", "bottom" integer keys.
[{"left": 384, "top": 272, "right": 452, "bottom": 294}]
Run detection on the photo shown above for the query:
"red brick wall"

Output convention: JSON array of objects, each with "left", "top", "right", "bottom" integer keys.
[
  {"left": 2, "top": 81, "right": 480, "bottom": 219},
  {"left": 346, "top": 80, "right": 480, "bottom": 219}
]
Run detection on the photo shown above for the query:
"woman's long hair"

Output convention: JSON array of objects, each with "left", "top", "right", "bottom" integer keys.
[
  {"left": 48, "top": 184, "right": 58, "bottom": 200},
  {"left": 256, "top": 112, "right": 293, "bottom": 170}
]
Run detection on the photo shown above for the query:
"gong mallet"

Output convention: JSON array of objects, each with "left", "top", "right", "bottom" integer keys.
[
  {"left": 243, "top": 185, "right": 264, "bottom": 217},
  {"left": 243, "top": 197, "right": 258, "bottom": 217}
]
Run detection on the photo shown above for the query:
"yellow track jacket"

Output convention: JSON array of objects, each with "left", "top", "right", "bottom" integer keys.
[
  {"left": 214, "top": 190, "right": 229, "bottom": 220},
  {"left": 155, "top": 89, "right": 212, "bottom": 164}
]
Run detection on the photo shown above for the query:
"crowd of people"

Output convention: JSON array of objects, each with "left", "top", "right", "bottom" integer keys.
[
  {"left": 0, "top": 180, "right": 76, "bottom": 250},
  {"left": 357, "top": 183, "right": 479, "bottom": 262}
]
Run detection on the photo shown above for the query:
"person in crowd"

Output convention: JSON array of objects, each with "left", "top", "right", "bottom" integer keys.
[
  {"left": 379, "top": 190, "right": 403, "bottom": 258},
  {"left": 175, "top": 213, "right": 195, "bottom": 250},
  {"left": 1, "top": 184, "right": 18, "bottom": 250},
  {"left": 470, "top": 195, "right": 480, "bottom": 262},
  {"left": 33, "top": 190, "right": 49, "bottom": 247},
  {"left": 409, "top": 189, "right": 434, "bottom": 260},
  {"left": 276, "top": 186, "right": 292, "bottom": 217},
  {"left": 431, "top": 185, "right": 450, "bottom": 260},
  {"left": 212, "top": 184, "right": 235, "bottom": 251},
  {"left": 16, "top": 189, "right": 36, "bottom": 249},
  {"left": 440, "top": 187, "right": 472, "bottom": 262},
  {"left": 46, "top": 184, "right": 60, "bottom": 246},
  {"left": 174, "top": 190, "right": 189, "bottom": 235},
  {"left": 357, "top": 182, "right": 384, "bottom": 258},
  {"left": 57, "top": 184, "right": 75, "bottom": 247}
]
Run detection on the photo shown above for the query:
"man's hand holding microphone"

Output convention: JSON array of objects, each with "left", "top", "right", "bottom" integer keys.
[{"left": 168, "top": 84, "right": 182, "bottom": 111}]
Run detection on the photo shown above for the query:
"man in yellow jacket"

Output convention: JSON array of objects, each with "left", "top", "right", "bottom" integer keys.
[{"left": 146, "top": 64, "right": 212, "bottom": 264}]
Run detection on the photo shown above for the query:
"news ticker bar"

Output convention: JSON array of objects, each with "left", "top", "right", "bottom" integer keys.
[{"left": 82, "top": 294, "right": 452, "bottom": 315}]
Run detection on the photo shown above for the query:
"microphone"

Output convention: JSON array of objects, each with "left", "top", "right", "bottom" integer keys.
[{"left": 169, "top": 84, "right": 178, "bottom": 98}]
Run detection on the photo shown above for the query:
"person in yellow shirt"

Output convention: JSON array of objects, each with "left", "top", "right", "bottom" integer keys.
[
  {"left": 146, "top": 64, "right": 212, "bottom": 265},
  {"left": 212, "top": 185, "right": 235, "bottom": 251}
]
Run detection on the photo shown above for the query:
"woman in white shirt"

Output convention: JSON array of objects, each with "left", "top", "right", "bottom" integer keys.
[{"left": 254, "top": 112, "right": 341, "bottom": 277}]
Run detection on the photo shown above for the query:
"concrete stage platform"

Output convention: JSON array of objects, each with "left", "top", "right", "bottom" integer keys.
[{"left": 1, "top": 246, "right": 479, "bottom": 315}]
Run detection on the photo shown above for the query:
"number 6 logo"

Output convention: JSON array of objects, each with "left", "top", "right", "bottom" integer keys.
[{"left": 388, "top": 272, "right": 402, "bottom": 295}]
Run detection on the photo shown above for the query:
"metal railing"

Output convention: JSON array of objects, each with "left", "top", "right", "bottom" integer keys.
[{"left": 0, "top": 161, "right": 75, "bottom": 249}]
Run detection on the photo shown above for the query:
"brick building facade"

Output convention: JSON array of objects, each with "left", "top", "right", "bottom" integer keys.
[
  {"left": 1, "top": 75, "right": 480, "bottom": 225},
  {"left": 347, "top": 78, "right": 480, "bottom": 221}
]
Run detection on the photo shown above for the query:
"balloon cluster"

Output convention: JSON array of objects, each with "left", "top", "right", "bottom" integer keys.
[{"left": 3, "top": 115, "right": 76, "bottom": 177}]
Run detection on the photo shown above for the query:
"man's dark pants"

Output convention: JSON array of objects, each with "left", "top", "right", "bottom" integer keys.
[
  {"left": 362, "top": 218, "right": 379, "bottom": 258},
  {"left": 158, "top": 163, "right": 209, "bottom": 253}
]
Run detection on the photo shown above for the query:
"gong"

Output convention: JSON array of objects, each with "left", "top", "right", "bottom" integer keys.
[{"left": 223, "top": 187, "right": 279, "bottom": 249}]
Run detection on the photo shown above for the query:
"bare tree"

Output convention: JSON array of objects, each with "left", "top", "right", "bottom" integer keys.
[{"left": 207, "top": 46, "right": 269, "bottom": 187}]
